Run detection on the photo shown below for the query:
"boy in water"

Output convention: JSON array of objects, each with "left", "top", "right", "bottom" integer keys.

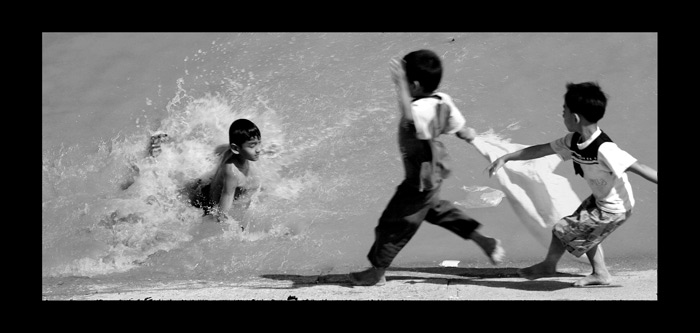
[
  {"left": 486, "top": 82, "right": 657, "bottom": 287},
  {"left": 193, "top": 119, "right": 263, "bottom": 224},
  {"left": 349, "top": 50, "right": 505, "bottom": 286}
]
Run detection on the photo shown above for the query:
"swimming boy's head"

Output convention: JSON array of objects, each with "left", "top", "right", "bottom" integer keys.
[
  {"left": 564, "top": 81, "right": 608, "bottom": 123},
  {"left": 403, "top": 49, "right": 443, "bottom": 96},
  {"left": 229, "top": 118, "right": 261, "bottom": 161}
]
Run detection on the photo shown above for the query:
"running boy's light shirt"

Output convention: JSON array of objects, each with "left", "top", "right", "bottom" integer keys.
[
  {"left": 411, "top": 92, "right": 466, "bottom": 139},
  {"left": 550, "top": 128, "right": 638, "bottom": 213},
  {"left": 397, "top": 92, "right": 466, "bottom": 188}
]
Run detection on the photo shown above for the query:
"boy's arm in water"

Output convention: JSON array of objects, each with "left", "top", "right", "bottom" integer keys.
[
  {"left": 216, "top": 164, "right": 239, "bottom": 222},
  {"left": 626, "top": 161, "right": 658, "bottom": 184},
  {"left": 390, "top": 58, "right": 414, "bottom": 122},
  {"left": 486, "top": 143, "right": 556, "bottom": 177}
]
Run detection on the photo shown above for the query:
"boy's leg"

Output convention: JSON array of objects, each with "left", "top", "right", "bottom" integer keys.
[
  {"left": 348, "top": 267, "right": 387, "bottom": 286},
  {"left": 573, "top": 244, "right": 612, "bottom": 286},
  {"left": 519, "top": 195, "right": 594, "bottom": 280},
  {"left": 517, "top": 231, "right": 566, "bottom": 279},
  {"left": 542, "top": 195, "right": 629, "bottom": 285},
  {"left": 568, "top": 211, "right": 630, "bottom": 286},
  {"left": 469, "top": 231, "right": 505, "bottom": 265},
  {"left": 349, "top": 185, "right": 429, "bottom": 286},
  {"left": 350, "top": 211, "right": 425, "bottom": 286},
  {"left": 424, "top": 200, "right": 504, "bottom": 265}
]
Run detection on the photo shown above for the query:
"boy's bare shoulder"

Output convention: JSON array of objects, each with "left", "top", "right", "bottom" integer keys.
[{"left": 220, "top": 161, "right": 242, "bottom": 180}]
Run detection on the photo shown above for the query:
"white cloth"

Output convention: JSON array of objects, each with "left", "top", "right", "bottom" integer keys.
[
  {"left": 411, "top": 92, "right": 466, "bottom": 139},
  {"left": 472, "top": 131, "right": 582, "bottom": 248},
  {"left": 549, "top": 129, "right": 637, "bottom": 213}
]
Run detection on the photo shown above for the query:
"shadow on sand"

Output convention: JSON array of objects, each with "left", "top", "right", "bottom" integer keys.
[{"left": 260, "top": 266, "right": 600, "bottom": 292}]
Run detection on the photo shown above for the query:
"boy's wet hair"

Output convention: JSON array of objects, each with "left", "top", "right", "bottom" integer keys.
[
  {"left": 565, "top": 82, "right": 608, "bottom": 123},
  {"left": 229, "top": 118, "right": 261, "bottom": 146},
  {"left": 403, "top": 49, "right": 443, "bottom": 93}
]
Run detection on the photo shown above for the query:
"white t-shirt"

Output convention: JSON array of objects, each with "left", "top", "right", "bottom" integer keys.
[
  {"left": 411, "top": 92, "right": 466, "bottom": 139},
  {"left": 550, "top": 128, "right": 638, "bottom": 213}
]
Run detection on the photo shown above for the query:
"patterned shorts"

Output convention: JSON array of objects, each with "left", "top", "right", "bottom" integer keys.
[{"left": 553, "top": 195, "right": 631, "bottom": 257}]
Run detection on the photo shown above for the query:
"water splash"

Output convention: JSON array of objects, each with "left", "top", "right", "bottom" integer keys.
[{"left": 42, "top": 70, "right": 321, "bottom": 278}]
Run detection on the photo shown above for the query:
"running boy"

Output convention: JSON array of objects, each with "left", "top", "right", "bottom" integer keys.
[
  {"left": 193, "top": 119, "right": 263, "bottom": 224},
  {"left": 349, "top": 49, "right": 505, "bottom": 286},
  {"left": 486, "top": 82, "right": 657, "bottom": 287}
]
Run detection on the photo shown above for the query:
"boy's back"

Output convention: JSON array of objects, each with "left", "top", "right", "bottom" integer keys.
[{"left": 398, "top": 92, "right": 466, "bottom": 191}]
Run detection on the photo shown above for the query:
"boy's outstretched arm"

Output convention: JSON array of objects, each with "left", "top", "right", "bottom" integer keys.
[
  {"left": 390, "top": 58, "right": 413, "bottom": 121},
  {"left": 486, "top": 143, "right": 555, "bottom": 177},
  {"left": 626, "top": 161, "right": 658, "bottom": 184}
]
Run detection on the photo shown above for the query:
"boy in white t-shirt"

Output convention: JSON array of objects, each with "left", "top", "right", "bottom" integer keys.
[
  {"left": 349, "top": 50, "right": 505, "bottom": 286},
  {"left": 487, "top": 82, "right": 657, "bottom": 287}
]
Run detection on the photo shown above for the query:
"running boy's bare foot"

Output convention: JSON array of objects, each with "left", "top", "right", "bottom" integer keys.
[
  {"left": 517, "top": 262, "right": 557, "bottom": 280},
  {"left": 484, "top": 238, "right": 505, "bottom": 265},
  {"left": 573, "top": 273, "right": 612, "bottom": 287},
  {"left": 470, "top": 231, "right": 504, "bottom": 265},
  {"left": 348, "top": 267, "right": 386, "bottom": 286}
]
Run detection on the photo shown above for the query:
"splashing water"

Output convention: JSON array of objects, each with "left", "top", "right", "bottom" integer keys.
[
  {"left": 42, "top": 33, "right": 657, "bottom": 282},
  {"left": 42, "top": 76, "right": 302, "bottom": 277}
]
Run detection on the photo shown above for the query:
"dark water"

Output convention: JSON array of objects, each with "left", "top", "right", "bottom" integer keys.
[{"left": 42, "top": 33, "right": 657, "bottom": 283}]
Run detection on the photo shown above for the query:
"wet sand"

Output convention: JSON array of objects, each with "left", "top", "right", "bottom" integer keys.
[{"left": 42, "top": 257, "right": 657, "bottom": 301}]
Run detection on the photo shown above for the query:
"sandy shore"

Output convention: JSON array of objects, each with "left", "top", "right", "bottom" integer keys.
[{"left": 42, "top": 263, "right": 657, "bottom": 301}]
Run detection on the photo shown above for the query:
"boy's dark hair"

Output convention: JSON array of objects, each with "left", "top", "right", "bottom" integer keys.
[
  {"left": 229, "top": 118, "right": 260, "bottom": 146},
  {"left": 403, "top": 49, "right": 443, "bottom": 93},
  {"left": 564, "top": 81, "right": 608, "bottom": 123}
]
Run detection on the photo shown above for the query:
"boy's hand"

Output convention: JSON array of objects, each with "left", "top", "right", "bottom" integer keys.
[
  {"left": 486, "top": 157, "right": 506, "bottom": 178},
  {"left": 458, "top": 127, "right": 477, "bottom": 143},
  {"left": 215, "top": 212, "right": 230, "bottom": 223},
  {"left": 389, "top": 58, "right": 406, "bottom": 85}
]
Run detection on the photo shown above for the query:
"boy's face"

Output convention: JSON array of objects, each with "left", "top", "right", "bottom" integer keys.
[
  {"left": 233, "top": 137, "right": 262, "bottom": 161},
  {"left": 562, "top": 104, "right": 577, "bottom": 132}
]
